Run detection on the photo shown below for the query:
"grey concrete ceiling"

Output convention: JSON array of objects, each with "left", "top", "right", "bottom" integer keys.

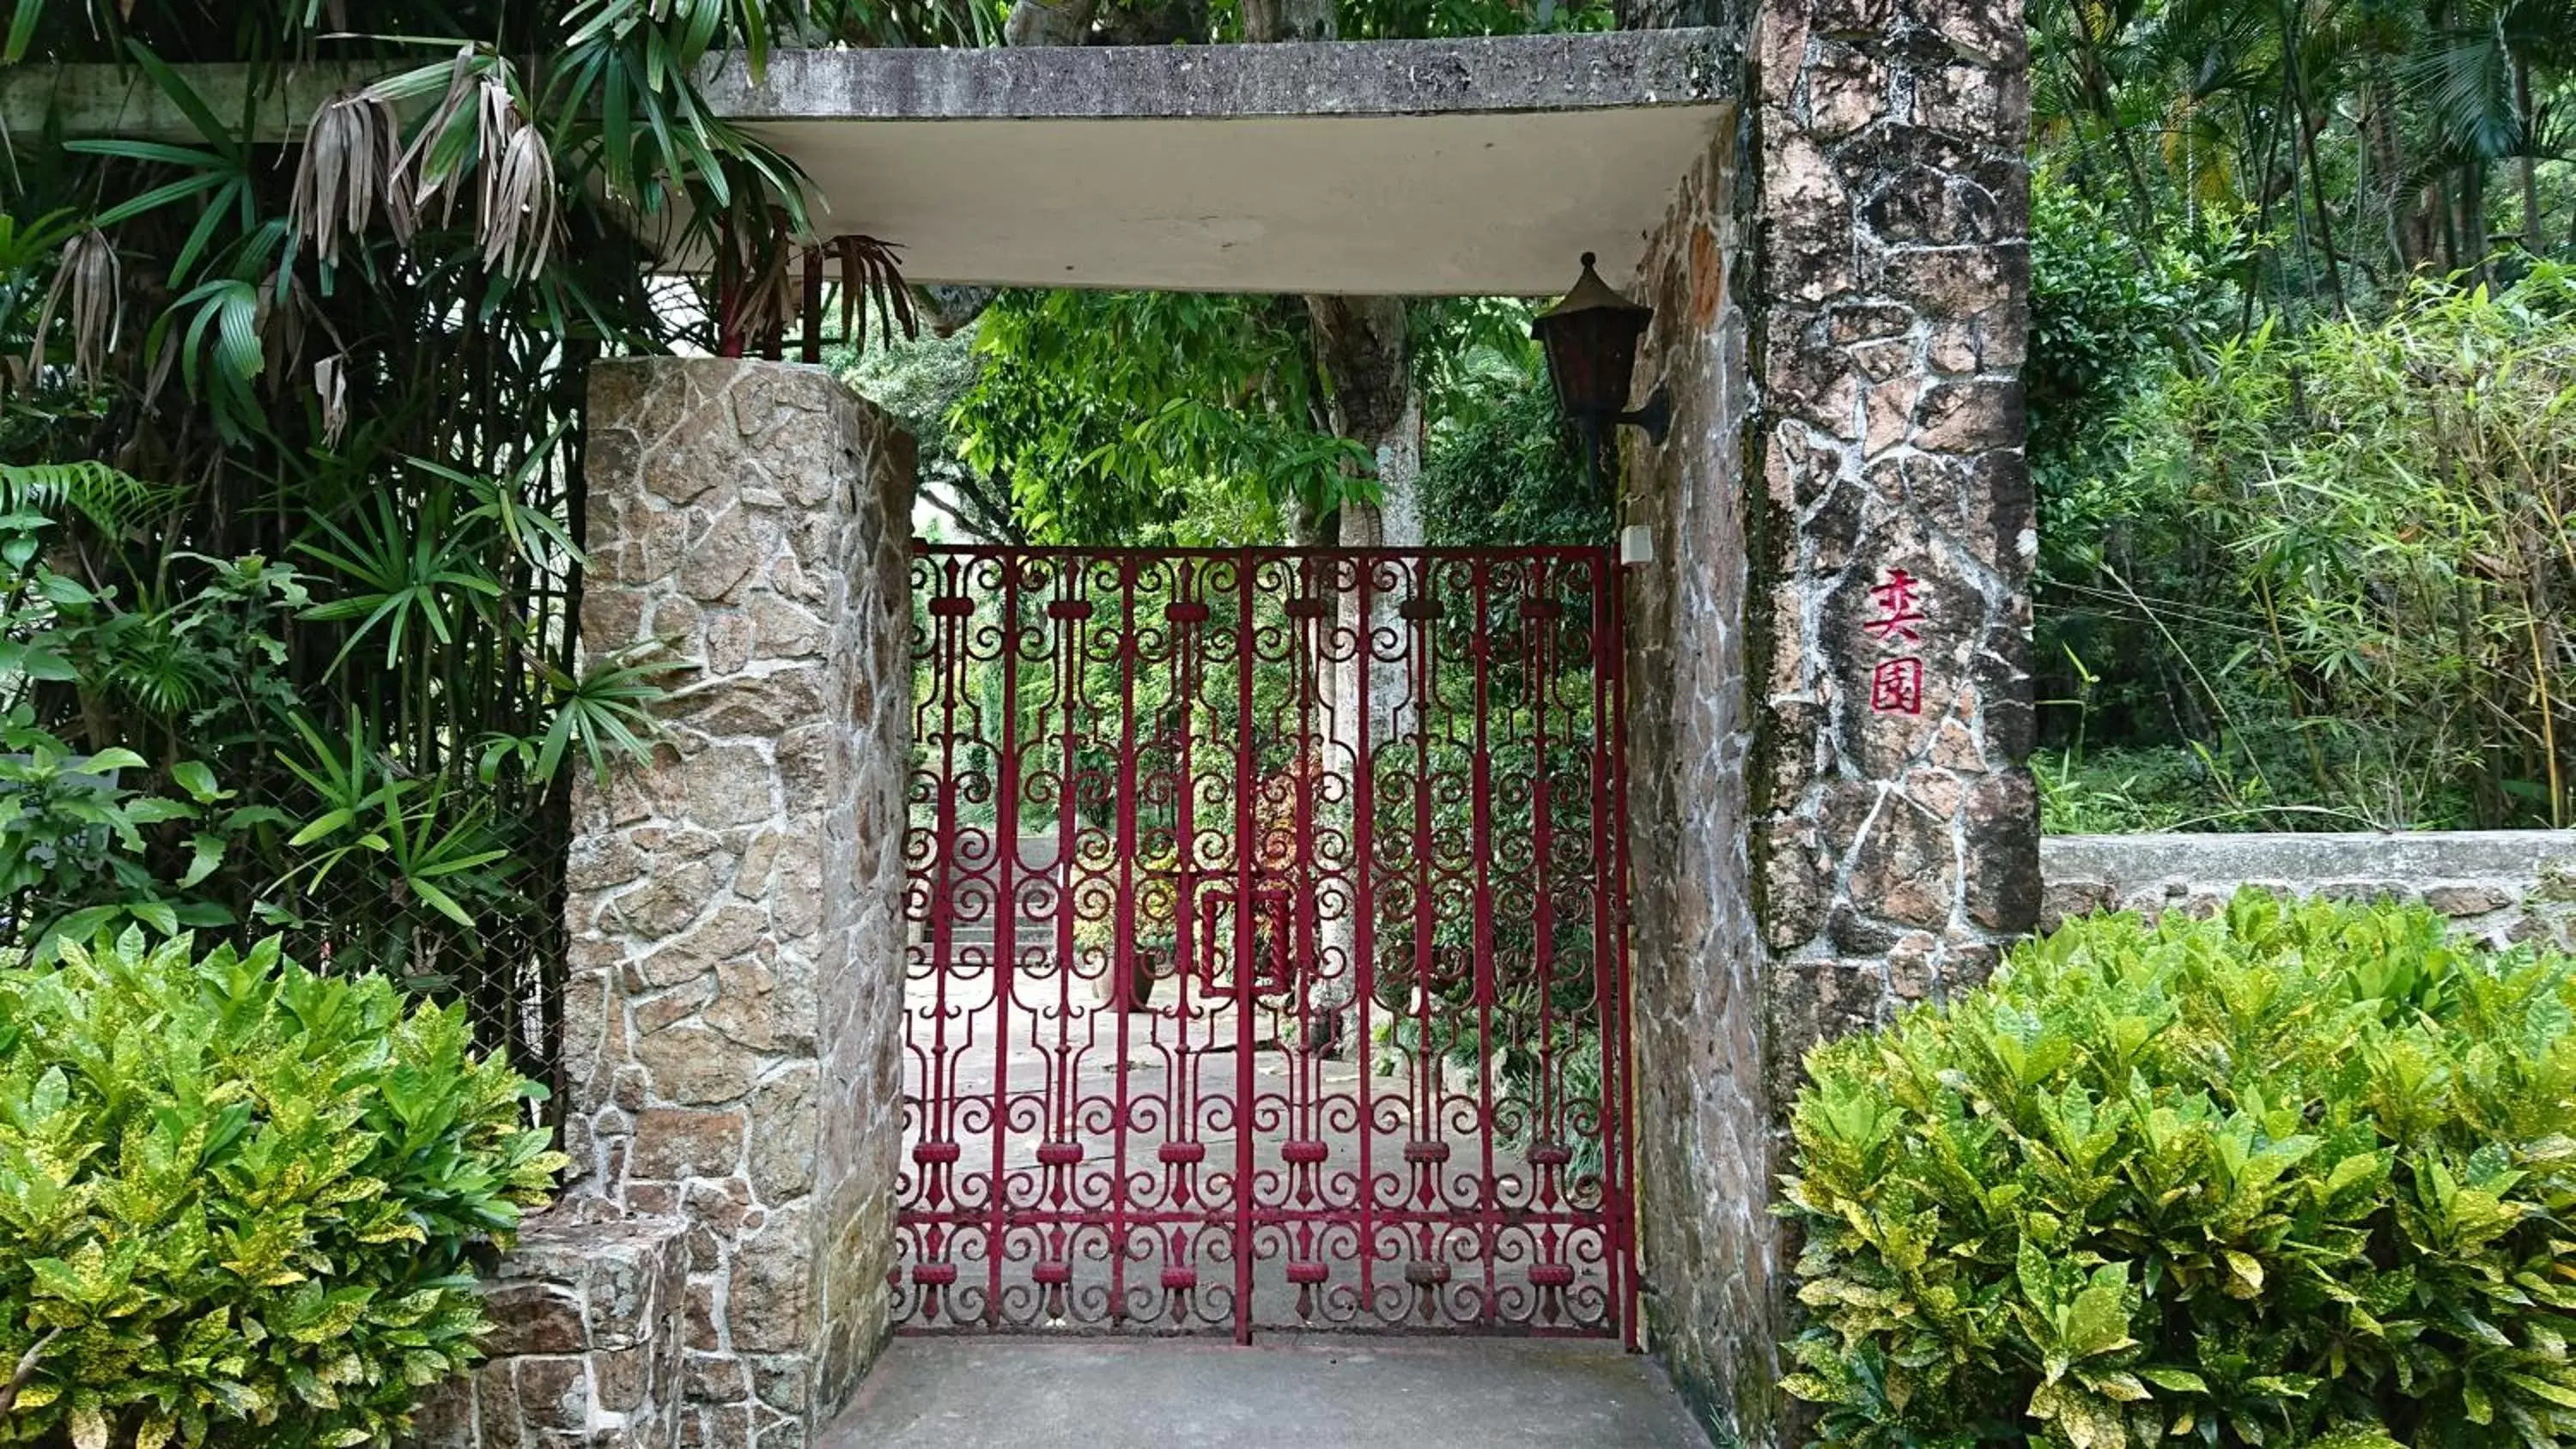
[
  {"left": 718, "top": 106, "right": 1727, "bottom": 294},
  {"left": 702, "top": 33, "right": 1735, "bottom": 294}
]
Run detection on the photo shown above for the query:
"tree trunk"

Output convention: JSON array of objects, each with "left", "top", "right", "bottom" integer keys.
[
  {"left": 1005, "top": 0, "right": 1098, "bottom": 46},
  {"left": 1230, "top": 0, "right": 1423, "bottom": 1054},
  {"left": 2462, "top": 160, "right": 2488, "bottom": 279},
  {"left": 2514, "top": 53, "right": 2543, "bottom": 252},
  {"left": 1305, "top": 291, "right": 1424, "bottom": 731},
  {"left": 1241, "top": 0, "right": 1335, "bottom": 40},
  {"left": 2435, "top": 172, "right": 2457, "bottom": 270},
  {"left": 2361, "top": 57, "right": 2416, "bottom": 271},
  {"left": 2279, "top": 6, "right": 2348, "bottom": 316},
  {"left": 1004, "top": 0, "right": 1415, "bottom": 1053},
  {"left": 1303, "top": 293, "right": 1421, "bottom": 1055}
]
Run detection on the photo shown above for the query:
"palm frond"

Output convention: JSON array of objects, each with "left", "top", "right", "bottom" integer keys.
[
  {"left": 289, "top": 88, "right": 411, "bottom": 270},
  {"left": 24, "top": 228, "right": 120, "bottom": 383},
  {"left": 833, "top": 234, "right": 919, "bottom": 355},
  {"left": 0, "top": 462, "right": 183, "bottom": 539},
  {"left": 476, "top": 74, "right": 559, "bottom": 279},
  {"left": 2405, "top": 15, "right": 2524, "bottom": 160}
]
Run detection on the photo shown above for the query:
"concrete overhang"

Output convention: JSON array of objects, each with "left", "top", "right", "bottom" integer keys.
[
  {"left": 8, "top": 29, "right": 1735, "bottom": 294},
  {"left": 712, "top": 33, "right": 1735, "bottom": 294}
]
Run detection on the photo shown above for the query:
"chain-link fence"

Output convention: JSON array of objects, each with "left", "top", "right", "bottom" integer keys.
[{"left": 261, "top": 847, "right": 569, "bottom": 1126}]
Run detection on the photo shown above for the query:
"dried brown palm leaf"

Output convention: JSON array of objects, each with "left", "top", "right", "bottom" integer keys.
[
  {"left": 140, "top": 320, "right": 179, "bottom": 412},
  {"left": 289, "top": 88, "right": 410, "bottom": 269},
  {"left": 27, "top": 228, "right": 120, "bottom": 384},
  {"left": 257, "top": 269, "right": 313, "bottom": 392},
  {"left": 314, "top": 355, "right": 349, "bottom": 449},
  {"left": 730, "top": 215, "right": 798, "bottom": 348},
  {"left": 830, "top": 234, "right": 915, "bottom": 355},
  {"left": 384, "top": 47, "right": 482, "bottom": 225},
  {"left": 475, "top": 76, "right": 559, "bottom": 279}
]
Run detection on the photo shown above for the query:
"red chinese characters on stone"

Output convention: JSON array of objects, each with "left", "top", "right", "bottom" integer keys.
[
  {"left": 1862, "top": 567, "right": 1926, "bottom": 644},
  {"left": 1863, "top": 567, "right": 1928, "bottom": 716},
  {"left": 1870, "top": 656, "right": 1924, "bottom": 716}
]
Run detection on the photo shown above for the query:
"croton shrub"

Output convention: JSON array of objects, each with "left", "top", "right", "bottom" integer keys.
[
  {"left": 0, "top": 932, "right": 568, "bottom": 1448},
  {"left": 1780, "top": 890, "right": 2576, "bottom": 1449}
]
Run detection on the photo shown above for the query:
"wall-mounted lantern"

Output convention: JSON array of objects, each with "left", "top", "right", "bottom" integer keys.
[{"left": 1533, "top": 252, "right": 1670, "bottom": 500}]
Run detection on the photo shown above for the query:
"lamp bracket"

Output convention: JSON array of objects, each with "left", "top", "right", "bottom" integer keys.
[{"left": 1617, "top": 386, "right": 1671, "bottom": 447}]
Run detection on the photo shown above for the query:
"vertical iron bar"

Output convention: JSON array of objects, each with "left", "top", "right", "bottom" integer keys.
[
  {"left": 1233, "top": 552, "right": 1260, "bottom": 1344},
  {"left": 1528, "top": 560, "right": 1558, "bottom": 1261},
  {"left": 989, "top": 556, "right": 1021, "bottom": 1326},
  {"left": 1050, "top": 561, "right": 1080, "bottom": 1282},
  {"left": 928, "top": 557, "right": 965, "bottom": 1319},
  {"left": 1291, "top": 555, "right": 1320, "bottom": 1308},
  {"left": 1609, "top": 551, "right": 1638, "bottom": 1347},
  {"left": 1469, "top": 559, "right": 1498, "bottom": 1327},
  {"left": 1173, "top": 560, "right": 1200, "bottom": 1330},
  {"left": 1577, "top": 553, "right": 1597, "bottom": 1338},
  {"left": 1112, "top": 561, "right": 1139, "bottom": 1324},
  {"left": 1353, "top": 553, "right": 1381, "bottom": 1325},
  {"left": 1408, "top": 557, "right": 1439, "bottom": 1312}
]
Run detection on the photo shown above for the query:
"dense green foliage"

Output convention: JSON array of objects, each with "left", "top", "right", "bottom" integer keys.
[
  {"left": 0, "top": 931, "right": 566, "bottom": 1447},
  {"left": 0, "top": 0, "right": 969, "bottom": 1070},
  {"left": 950, "top": 290, "right": 1368, "bottom": 544},
  {"left": 2030, "top": 0, "right": 2573, "bottom": 314},
  {"left": 1416, "top": 375, "right": 1607, "bottom": 548},
  {"left": 2026, "top": 0, "right": 2576, "bottom": 830},
  {"left": 1782, "top": 890, "right": 2576, "bottom": 1449},
  {"left": 914, "top": 292, "right": 1569, "bottom": 547},
  {"left": 2034, "top": 252, "right": 2576, "bottom": 831}
]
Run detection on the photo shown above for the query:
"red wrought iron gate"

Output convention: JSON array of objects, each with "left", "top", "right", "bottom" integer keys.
[{"left": 896, "top": 547, "right": 1634, "bottom": 1342}]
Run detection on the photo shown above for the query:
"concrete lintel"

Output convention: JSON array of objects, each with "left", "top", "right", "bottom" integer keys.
[
  {"left": 702, "top": 30, "right": 1732, "bottom": 123},
  {"left": 1, "top": 58, "right": 358, "bottom": 144},
  {"left": 7, "top": 32, "right": 1730, "bottom": 142}
]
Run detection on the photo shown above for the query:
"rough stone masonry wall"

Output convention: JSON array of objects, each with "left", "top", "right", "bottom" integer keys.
[
  {"left": 1745, "top": 0, "right": 2033, "bottom": 1099},
  {"left": 421, "top": 359, "right": 916, "bottom": 1449},
  {"left": 1618, "top": 0, "right": 2035, "bottom": 1444},
  {"left": 410, "top": 1207, "right": 691, "bottom": 1449},
  {"left": 2041, "top": 832, "right": 2576, "bottom": 948},
  {"left": 1620, "top": 101, "right": 1777, "bottom": 1447}
]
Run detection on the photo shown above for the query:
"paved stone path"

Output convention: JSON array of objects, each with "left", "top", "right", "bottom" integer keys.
[{"left": 818, "top": 1338, "right": 1714, "bottom": 1448}]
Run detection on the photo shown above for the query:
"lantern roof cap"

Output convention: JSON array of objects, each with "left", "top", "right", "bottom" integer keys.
[{"left": 1536, "top": 253, "right": 1652, "bottom": 322}]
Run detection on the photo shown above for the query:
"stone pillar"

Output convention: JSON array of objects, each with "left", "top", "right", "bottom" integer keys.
[
  {"left": 1618, "top": 1, "right": 2034, "bottom": 1444},
  {"left": 1747, "top": 0, "right": 2036, "bottom": 1049},
  {"left": 556, "top": 357, "right": 916, "bottom": 1448}
]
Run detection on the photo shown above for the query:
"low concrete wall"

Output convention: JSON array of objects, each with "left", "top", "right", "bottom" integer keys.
[{"left": 2040, "top": 831, "right": 2576, "bottom": 949}]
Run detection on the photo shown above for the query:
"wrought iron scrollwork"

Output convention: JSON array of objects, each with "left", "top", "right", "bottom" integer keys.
[{"left": 897, "top": 546, "right": 1634, "bottom": 1342}]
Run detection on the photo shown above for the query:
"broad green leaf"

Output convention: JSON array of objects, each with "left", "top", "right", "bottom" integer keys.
[{"left": 169, "top": 761, "right": 227, "bottom": 803}]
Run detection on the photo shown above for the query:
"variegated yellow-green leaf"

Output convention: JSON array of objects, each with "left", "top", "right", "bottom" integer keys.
[
  {"left": 2223, "top": 1250, "right": 2265, "bottom": 1298},
  {"left": 1778, "top": 891, "right": 2576, "bottom": 1449},
  {"left": 0, "top": 931, "right": 562, "bottom": 1446}
]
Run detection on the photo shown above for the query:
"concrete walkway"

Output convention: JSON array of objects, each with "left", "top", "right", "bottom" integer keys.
[{"left": 819, "top": 1338, "right": 1714, "bottom": 1449}]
